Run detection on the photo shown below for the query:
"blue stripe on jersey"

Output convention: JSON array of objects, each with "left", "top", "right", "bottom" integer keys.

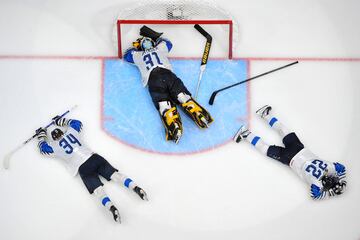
[
  {"left": 124, "top": 178, "right": 133, "bottom": 188},
  {"left": 251, "top": 136, "right": 260, "bottom": 146},
  {"left": 123, "top": 48, "right": 135, "bottom": 63},
  {"left": 159, "top": 38, "right": 172, "bottom": 52},
  {"left": 269, "top": 117, "right": 278, "bottom": 127},
  {"left": 102, "top": 197, "right": 111, "bottom": 206}
]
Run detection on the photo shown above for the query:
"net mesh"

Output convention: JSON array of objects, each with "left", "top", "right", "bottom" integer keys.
[{"left": 114, "top": 0, "right": 239, "bottom": 57}]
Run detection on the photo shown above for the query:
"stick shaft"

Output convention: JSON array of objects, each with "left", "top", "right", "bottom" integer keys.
[
  {"left": 3, "top": 105, "right": 77, "bottom": 169},
  {"left": 194, "top": 24, "right": 212, "bottom": 99},
  {"left": 209, "top": 61, "right": 298, "bottom": 105}
]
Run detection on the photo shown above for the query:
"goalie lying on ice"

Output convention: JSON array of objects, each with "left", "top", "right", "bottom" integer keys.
[
  {"left": 233, "top": 105, "right": 347, "bottom": 200},
  {"left": 123, "top": 28, "right": 213, "bottom": 144}
]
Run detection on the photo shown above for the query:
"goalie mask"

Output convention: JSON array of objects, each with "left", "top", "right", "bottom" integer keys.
[
  {"left": 140, "top": 37, "right": 155, "bottom": 50},
  {"left": 51, "top": 128, "right": 64, "bottom": 141}
]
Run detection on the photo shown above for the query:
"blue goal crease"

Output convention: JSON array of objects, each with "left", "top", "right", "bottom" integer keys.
[{"left": 103, "top": 59, "right": 249, "bottom": 154}]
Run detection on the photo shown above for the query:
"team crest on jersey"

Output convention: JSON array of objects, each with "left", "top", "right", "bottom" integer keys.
[{"left": 102, "top": 59, "right": 249, "bottom": 154}]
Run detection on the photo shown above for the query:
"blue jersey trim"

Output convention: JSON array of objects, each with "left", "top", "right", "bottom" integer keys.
[
  {"left": 124, "top": 48, "right": 135, "bottom": 63},
  {"left": 102, "top": 197, "right": 111, "bottom": 206},
  {"left": 124, "top": 178, "right": 133, "bottom": 188},
  {"left": 157, "top": 38, "right": 172, "bottom": 52},
  {"left": 251, "top": 136, "right": 260, "bottom": 146},
  {"left": 269, "top": 117, "right": 278, "bottom": 127}
]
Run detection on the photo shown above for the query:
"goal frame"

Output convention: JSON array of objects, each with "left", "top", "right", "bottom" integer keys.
[{"left": 117, "top": 19, "right": 233, "bottom": 59}]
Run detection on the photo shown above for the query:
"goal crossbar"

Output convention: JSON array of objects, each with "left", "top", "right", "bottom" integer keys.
[{"left": 117, "top": 19, "right": 233, "bottom": 59}]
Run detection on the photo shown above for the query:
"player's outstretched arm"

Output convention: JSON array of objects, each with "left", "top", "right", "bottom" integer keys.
[
  {"left": 123, "top": 47, "right": 136, "bottom": 64},
  {"left": 53, "top": 116, "right": 82, "bottom": 132},
  {"left": 156, "top": 38, "right": 172, "bottom": 52},
  {"left": 110, "top": 172, "right": 149, "bottom": 201},
  {"left": 35, "top": 128, "right": 54, "bottom": 155}
]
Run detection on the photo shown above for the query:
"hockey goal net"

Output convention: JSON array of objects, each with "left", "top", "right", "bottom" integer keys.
[{"left": 114, "top": 0, "right": 238, "bottom": 59}]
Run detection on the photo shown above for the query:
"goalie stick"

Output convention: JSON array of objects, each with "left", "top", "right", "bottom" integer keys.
[
  {"left": 208, "top": 61, "right": 299, "bottom": 105},
  {"left": 2, "top": 105, "right": 77, "bottom": 170},
  {"left": 194, "top": 24, "right": 212, "bottom": 99}
]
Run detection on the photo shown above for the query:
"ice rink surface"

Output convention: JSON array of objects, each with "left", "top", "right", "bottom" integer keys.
[{"left": 0, "top": 0, "right": 359, "bottom": 240}]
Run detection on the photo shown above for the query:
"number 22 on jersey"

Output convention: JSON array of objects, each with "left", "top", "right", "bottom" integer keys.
[
  {"left": 305, "top": 159, "right": 328, "bottom": 179},
  {"left": 143, "top": 52, "right": 163, "bottom": 70},
  {"left": 59, "top": 133, "right": 82, "bottom": 154}
]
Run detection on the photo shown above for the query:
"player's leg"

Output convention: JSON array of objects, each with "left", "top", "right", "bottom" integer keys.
[
  {"left": 110, "top": 172, "right": 148, "bottom": 201},
  {"left": 92, "top": 153, "right": 149, "bottom": 201},
  {"left": 93, "top": 186, "right": 121, "bottom": 223},
  {"left": 233, "top": 125, "right": 290, "bottom": 165},
  {"left": 78, "top": 159, "right": 121, "bottom": 223},
  {"left": 256, "top": 105, "right": 291, "bottom": 137},
  {"left": 148, "top": 72, "right": 183, "bottom": 143},
  {"left": 167, "top": 71, "right": 213, "bottom": 128},
  {"left": 233, "top": 125, "right": 270, "bottom": 155},
  {"left": 256, "top": 105, "right": 305, "bottom": 155}
]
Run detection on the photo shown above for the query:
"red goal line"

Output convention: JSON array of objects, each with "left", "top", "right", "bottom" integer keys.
[{"left": 117, "top": 19, "right": 233, "bottom": 59}]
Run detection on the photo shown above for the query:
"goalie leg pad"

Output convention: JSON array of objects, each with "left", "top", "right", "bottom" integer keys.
[
  {"left": 159, "top": 102, "right": 183, "bottom": 144},
  {"left": 181, "top": 98, "right": 214, "bottom": 128}
]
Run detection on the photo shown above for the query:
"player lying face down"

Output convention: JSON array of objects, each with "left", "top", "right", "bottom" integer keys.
[
  {"left": 234, "top": 105, "right": 347, "bottom": 200},
  {"left": 36, "top": 116, "right": 148, "bottom": 223},
  {"left": 123, "top": 26, "right": 213, "bottom": 144}
]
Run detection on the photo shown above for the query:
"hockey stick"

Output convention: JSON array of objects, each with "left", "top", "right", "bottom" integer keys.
[
  {"left": 2, "top": 105, "right": 78, "bottom": 170},
  {"left": 208, "top": 61, "right": 299, "bottom": 105},
  {"left": 194, "top": 24, "right": 212, "bottom": 99}
]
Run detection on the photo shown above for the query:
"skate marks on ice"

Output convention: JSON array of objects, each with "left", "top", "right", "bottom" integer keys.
[{"left": 102, "top": 59, "right": 248, "bottom": 154}]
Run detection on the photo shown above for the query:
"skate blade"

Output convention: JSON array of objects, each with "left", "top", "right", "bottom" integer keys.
[
  {"left": 174, "top": 132, "right": 182, "bottom": 144},
  {"left": 233, "top": 125, "right": 246, "bottom": 143},
  {"left": 256, "top": 105, "right": 271, "bottom": 117}
]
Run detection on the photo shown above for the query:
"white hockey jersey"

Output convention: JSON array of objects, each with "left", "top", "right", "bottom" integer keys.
[
  {"left": 47, "top": 126, "right": 93, "bottom": 176},
  {"left": 290, "top": 148, "right": 347, "bottom": 199},
  {"left": 124, "top": 39, "right": 173, "bottom": 86}
]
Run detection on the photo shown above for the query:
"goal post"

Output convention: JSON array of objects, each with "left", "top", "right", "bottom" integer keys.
[
  {"left": 117, "top": 19, "right": 233, "bottom": 59},
  {"left": 113, "top": 0, "right": 238, "bottom": 59}
]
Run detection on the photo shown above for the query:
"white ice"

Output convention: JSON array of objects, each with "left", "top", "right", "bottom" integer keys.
[{"left": 0, "top": 0, "right": 359, "bottom": 240}]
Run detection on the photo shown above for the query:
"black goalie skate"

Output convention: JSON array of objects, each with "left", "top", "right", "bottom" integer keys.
[{"left": 181, "top": 99, "right": 213, "bottom": 129}]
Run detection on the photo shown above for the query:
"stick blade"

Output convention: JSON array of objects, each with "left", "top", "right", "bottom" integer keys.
[
  {"left": 3, "top": 153, "right": 12, "bottom": 170},
  {"left": 209, "top": 92, "right": 217, "bottom": 105}
]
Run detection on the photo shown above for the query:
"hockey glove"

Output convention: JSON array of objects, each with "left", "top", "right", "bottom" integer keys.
[
  {"left": 69, "top": 119, "right": 82, "bottom": 132},
  {"left": 133, "top": 186, "right": 148, "bottom": 201},
  {"left": 35, "top": 127, "right": 48, "bottom": 142},
  {"left": 38, "top": 141, "right": 54, "bottom": 155}
]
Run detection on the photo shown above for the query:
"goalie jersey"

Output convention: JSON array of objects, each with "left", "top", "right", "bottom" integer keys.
[
  {"left": 123, "top": 39, "right": 173, "bottom": 86},
  {"left": 45, "top": 126, "right": 93, "bottom": 176},
  {"left": 290, "top": 148, "right": 347, "bottom": 200}
]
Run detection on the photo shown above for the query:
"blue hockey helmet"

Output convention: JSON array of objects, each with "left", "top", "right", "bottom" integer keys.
[{"left": 140, "top": 37, "right": 155, "bottom": 50}]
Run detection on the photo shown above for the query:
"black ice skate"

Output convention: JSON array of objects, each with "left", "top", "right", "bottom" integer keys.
[
  {"left": 181, "top": 99, "right": 213, "bottom": 129},
  {"left": 256, "top": 105, "right": 272, "bottom": 118},
  {"left": 161, "top": 107, "right": 183, "bottom": 144},
  {"left": 109, "top": 205, "right": 121, "bottom": 223},
  {"left": 233, "top": 125, "right": 250, "bottom": 143},
  {"left": 133, "top": 186, "right": 149, "bottom": 201}
]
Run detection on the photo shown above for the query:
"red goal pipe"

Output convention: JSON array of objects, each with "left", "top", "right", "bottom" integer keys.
[{"left": 117, "top": 19, "right": 233, "bottom": 59}]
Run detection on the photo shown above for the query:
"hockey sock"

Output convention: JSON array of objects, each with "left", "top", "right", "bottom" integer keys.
[
  {"left": 110, "top": 172, "right": 136, "bottom": 190},
  {"left": 177, "top": 92, "right": 191, "bottom": 104},
  {"left": 263, "top": 114, "right": 291, "bottom": 137},
  {"left": 245, "top": 132, "right": 270, "bottom": 155},
  {"left": 93, "top": 186, "right": 114, "bottom": 210}
]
